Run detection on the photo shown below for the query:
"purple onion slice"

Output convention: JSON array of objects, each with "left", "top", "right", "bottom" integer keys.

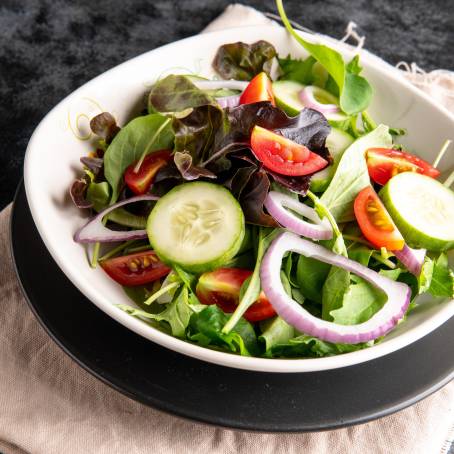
[
  {"left": 260, "top": 232, "right": 411, "bottom": 344},
  {"left": 74, "top": 195, "right": 158, "bottom": 243},
  {"left": 264, "top": 191, "right": 333, "bottom": 240},
  {"left": 393, "top": 245, "right": 426, "bottom": 276}
]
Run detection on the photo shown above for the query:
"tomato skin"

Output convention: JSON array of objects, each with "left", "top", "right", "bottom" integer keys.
[
  {"left": 250, "top": 125, "right": 328, "bottom": 176},
  {"left": 354, "top": 186, "right": 405, "bottom": 250},
  {"left": 124, "top": 150, "right": 172, "bottom": 195},
  {"left": 239, "top": 72, "right": 275, "bottom": 106},
  {"left": 101, "top": 251, "right": 171, "bottom": 286},
  {"left": 196, "top": 268, "right": 276, "bottom": 322},
  {"left": 366, "top": 148, "right": 440, "bottom": 186}
]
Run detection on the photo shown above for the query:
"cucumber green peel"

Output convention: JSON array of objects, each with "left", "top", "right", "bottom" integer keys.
[{"left": 381, "top": 172, "right": 454, "bottom": 251}]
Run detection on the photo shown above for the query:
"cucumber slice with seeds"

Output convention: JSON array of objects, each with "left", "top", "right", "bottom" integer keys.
[
  {"left": 147, "top": 182, "right": 245, "bottom": 273},
  {"left": 273, "top": 80, "right": 349, "bottom": 128},
  {"left": 380, "top": 172, "right": 454, "bottom": 251}
]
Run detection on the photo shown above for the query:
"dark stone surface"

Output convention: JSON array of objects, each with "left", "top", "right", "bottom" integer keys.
[{"left": 1, "top": 0, "right": 453, "bottom": 209}]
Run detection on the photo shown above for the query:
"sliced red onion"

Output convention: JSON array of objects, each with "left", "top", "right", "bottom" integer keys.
[
  {"left": 260, "top": 232, "right": 411, "bottom": 344},
  {"left": 264, "top": 191, "right": 333, "bottom": 240},
  {"left": 298, "top": 86, "right": 340, "bottom": 115},
  {"left": 74, "top": 195, "right": 158, "bottom": 243},
  {"left": 192, "top": 80, "right": 249, "bottom": 91},
  {"left": 393, "top": 245, "right": 426, "bottom": 276},
  {"left": 216, "top": 94, "right": 241, "bottom": 109}
]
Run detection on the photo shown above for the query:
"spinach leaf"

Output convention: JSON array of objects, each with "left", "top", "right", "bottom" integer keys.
[
  {"left": 347, "top": 244, "right": 374, "bottom": 266},
  {"left": 188, "top": 305, "right": 259, "bottom": 356},
  {"left": 330, "top": 280, "right": 387, "bottom": 325},
  {"left": 320, "top": 124, "right": 393, "bottom": 221},
  {"left": 428, "top": 253, "right": 454, "bottom": 298},
  {"left": 321, "top": 264, "right": 351, "bottom": 320},
  {"left": 296, "top": 254, "right": 331, "bottom": 304},
  {"left": 222, "top": 227, "right": 280, "bottom": 333},
  {"left": 212, "top": 40, "right": 277, "bottom": 81},
  {"left": 266, "top": 334, "right": 367, "bottom": 358},
  {"left": 104, "top": 114, "right": 174, "bottom": 201},
  {"left": 123, "top": 285, "right": 163, "bottom": 314},
  {"left": 277, "top": 0, "right": 372, "bottom": 115},
  {"left": 118, "top": 286, "right": 203, "bottom": 338},
  {"left": 259, "top": 316, "right": 295, "bottom": 353}
]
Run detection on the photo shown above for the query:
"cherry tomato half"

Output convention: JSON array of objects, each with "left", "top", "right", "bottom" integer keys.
[
  {"left": 124, "top": 150, "right": 172, "bottom": 195},
  {"left": 100, "top": 250, "right": 171, "bottom": 286},
  {"left": 239, "top": 72, "right": 275, "bottom": 106},
  {"left": 354, "top": 186, "right": 405, "bottom": 251},
  {"left": 366, "top": 148, "right": 440, "bottom": 186},
  {"left": 196, "top": 268, "right": 276, "bottom": 322},
  {"left": 250, "top": 125, "right": 328, "bottom": 176}
]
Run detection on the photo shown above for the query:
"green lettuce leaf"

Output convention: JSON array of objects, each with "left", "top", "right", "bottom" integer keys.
[
  {"left": 188, "top": 305, "right": 259, "bottom": 356},
  {"left": 259, "top": 316, "right": 295, "bottom": 353},
  {"left": 428, "top": 253, "right": 454, "bottom": 298},
  {"left": 320, "top": 124, "right": 393, "bottom": 222}
]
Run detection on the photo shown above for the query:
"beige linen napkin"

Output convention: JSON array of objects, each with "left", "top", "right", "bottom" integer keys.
[{"left": 1, "top": 5, "right": 454, "bottom": 454}]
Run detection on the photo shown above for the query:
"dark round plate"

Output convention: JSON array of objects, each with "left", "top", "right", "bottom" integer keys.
[{"left": 11, "top": 182, "right": 454, "bottom": 432}]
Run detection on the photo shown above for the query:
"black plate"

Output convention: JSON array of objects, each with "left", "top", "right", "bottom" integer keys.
[{"left": 11, "top": 182, "right": 454, "bottom": 432}]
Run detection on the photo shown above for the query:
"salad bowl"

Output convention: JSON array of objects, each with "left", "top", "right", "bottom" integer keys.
[{"left": 24, "top": 24, "right": 454, "bottom": 373}]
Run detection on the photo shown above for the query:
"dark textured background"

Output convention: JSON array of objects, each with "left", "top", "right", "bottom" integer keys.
[{"left": 1, "top": 0, "right": 453, "bottom": 209}]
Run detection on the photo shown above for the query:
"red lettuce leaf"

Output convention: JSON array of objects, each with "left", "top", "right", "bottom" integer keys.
[{"left": 212, "top": 41, "right": 277, "bottom": 81}]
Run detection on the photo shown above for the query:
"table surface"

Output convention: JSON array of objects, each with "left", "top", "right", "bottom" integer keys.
[{"left": 1, "top": 0, "right": 453, "bottom": 210}]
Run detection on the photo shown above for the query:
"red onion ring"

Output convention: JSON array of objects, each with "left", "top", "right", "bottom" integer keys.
[
  {"left": 260, "top": 232, "right": 411, "bottom": 344},
  {"left": 74, "top": 195, "right": 158, "bottom": 243},
  {"left": 298, "top": 86, "right": 340, "bottom": 115},
  {"left": 264, "top": 191, "right": 333, "bottom": 240},
  {"left": 192, "top": 80, "right": 248, "bottom": 91},
  {"left": 216, "top": 94, "right": 241, "bottom": 109},
  {"left": 393, "top": 245, "right": 426, "bottom": 276}
]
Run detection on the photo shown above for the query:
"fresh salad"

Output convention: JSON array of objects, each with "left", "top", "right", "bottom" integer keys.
[{"left": 70, "top": 1, "right": 454, "bottom": 359}]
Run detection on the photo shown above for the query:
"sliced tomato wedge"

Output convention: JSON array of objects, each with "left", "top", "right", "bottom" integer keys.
[
  {"left": 354, "top": 186, "right": 405, "bottom": 250},
  {"left": 196, "top": 268, "right": 276, "bottom": 322},
  {"left": 124, "top": 150, "right": 172, "bottom": 195},
  {"left": 100, "top": 250, "right": 170, "bottom": 286},
  {"left": 239, "top": 72, "right": 275, "bottom": 106},
  {"left": 250, "top": 125, "right": 328, "bottom": 176},
  {"left": 366, "top": 148, "right": 440, "bottom": 186}
]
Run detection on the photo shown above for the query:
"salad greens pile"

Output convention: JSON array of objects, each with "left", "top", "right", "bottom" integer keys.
[{"left": 70, "top": 1, "right": 454, "bottom": 359}]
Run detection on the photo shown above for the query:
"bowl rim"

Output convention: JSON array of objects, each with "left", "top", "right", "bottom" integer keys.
[{"left": 24, "top": 24, "right": 454, "bottom": 373}]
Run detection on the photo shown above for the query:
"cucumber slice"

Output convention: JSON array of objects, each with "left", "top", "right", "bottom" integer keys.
[
  {"left": 310, "top": 128, "right": 354, "bottom": 193},
  {"left": 147, "top": 182, "right": 245, "bottom": 272},
  {"left": 380, "top": 172, "right": 454, "bottom": 251},
  {"left": 273, "top": 80, "right": 349, "bottom": 128}
]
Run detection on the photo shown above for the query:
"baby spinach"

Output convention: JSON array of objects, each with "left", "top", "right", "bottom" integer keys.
[
  {"left": 188, "top": 305, "right": 259, "bottom": 356},
  {"left": 320, "top": 124, "right": 393, "bottom": 222},
  {"left": 259, "top": 316, "right": 295, "bottom": 353},
  {"left": 118, "top": 286, "right": 204, "bottom": 338},
  {"left": 277, "top": 0, "right": 372, "bottom": 115},
  {"left": 212, "top": 40, "right": 277, "bottom": 81},
  {"left": 265, "top": 334, "right": 367, "bottom": 358},
  {"left": 104, "top": 113, "right": 174, "bottom": 202},
  {"left": 330, "top": 280, "right": 387, "bottom": 325},
  {"left": 296, "top": 254, "right": 330, "bottom": 304},
  {"left": 222, "top": 227, "right": 280, "bottom": 333}
]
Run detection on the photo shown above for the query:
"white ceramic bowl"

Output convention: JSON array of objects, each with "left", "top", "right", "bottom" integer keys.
[{"left": 24, "top": 25, "right": 454, "bottom": 373}]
